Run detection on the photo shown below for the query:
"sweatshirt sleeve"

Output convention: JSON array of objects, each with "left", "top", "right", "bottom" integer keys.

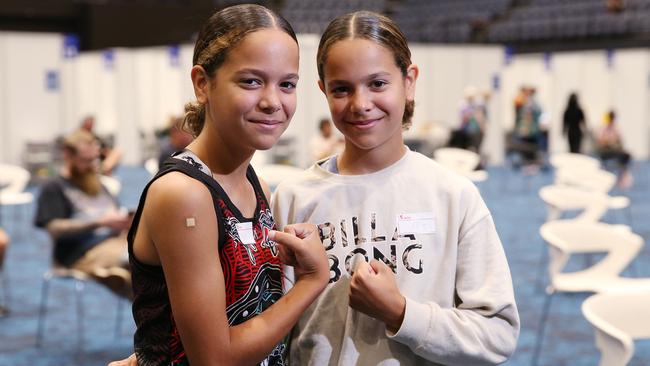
[{"left": 387, "top": 185, "right": 520, "bottom": 365}]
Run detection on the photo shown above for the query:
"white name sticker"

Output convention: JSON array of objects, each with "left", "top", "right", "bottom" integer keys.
[
  {"left": 236, "top": 222, "right": 256, "bottom": 244},
  {"left": 397, "top": 212, "right": 436, "bottom": 235}
]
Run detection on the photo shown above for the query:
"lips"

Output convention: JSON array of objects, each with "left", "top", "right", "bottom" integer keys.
[
  {"left": 249, "top": 119, "right": 284, "bottom": 132},
  {"left": 346, "top": 117, "right": 382, "bottom": 129}
]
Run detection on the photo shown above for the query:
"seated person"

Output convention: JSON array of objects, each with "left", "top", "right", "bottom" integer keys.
[
  {"left": 34, "top": 130, "right": 132, "bottom": 299},
  {"left": 79, "top": 115, "right": 123, "bottom": 176},
  {"left": 157, "top": 115, "right": 194, "bottom": 168},
  {"left": 596, "top": 110, "right": 632, "bottom": 188},
  {"left": 0, "top": 228, "right": 8, "bottom": 316},
  {"left": 309, "top": 118, "right": 343, "bottom": 162}
]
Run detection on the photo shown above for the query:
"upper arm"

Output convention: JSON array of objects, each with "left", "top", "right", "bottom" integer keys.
[
  {"left": 35, "top": 181, "right": 70, "bottom": 228},
  {"left": 143, "top": 173, "right": 230, "bottom": 364}
]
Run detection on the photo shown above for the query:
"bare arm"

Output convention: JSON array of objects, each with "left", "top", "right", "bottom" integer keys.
[
  {"left": 145, "top": 173, "right": 327, "bottom": 366},
  {"left": 46, "top": 211, "right": 129, "bottom": 239}
]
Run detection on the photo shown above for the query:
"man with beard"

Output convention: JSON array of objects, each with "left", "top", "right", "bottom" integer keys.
[{"left": 35, "top": 130, "right": 132, "bottom": 299}]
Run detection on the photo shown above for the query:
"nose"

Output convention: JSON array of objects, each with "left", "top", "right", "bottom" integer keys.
[
  {"left": 350, "top": 89, "right": 372, "bottom": 114},
  {"left": 259, "top": 86, "right": 281, "bottom": 114}
]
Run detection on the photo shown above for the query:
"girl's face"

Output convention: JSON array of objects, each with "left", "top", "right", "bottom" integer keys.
[
  {"left": 194, "top": 28, "right": 299, "bottom": 151},
  {"left": 319, "top": 38, "right": 417, "bottom": 154}
]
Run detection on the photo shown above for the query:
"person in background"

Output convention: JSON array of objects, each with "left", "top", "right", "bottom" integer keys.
[
  {"left": 597, "top": 110, "right": 633, "bottom": 188},
  {"left": 562, "top": 93, "right": 586, "bottom": 154},
  {"left": 157, "top": 115, "right": 194, "bottom": 168},
  {"left": 310, "top": 118, "right": 344, "bottom": 162},
  {"left": 79, "top": 115, "right": 123, "bottom": 175},
  {"left": 34, "top": 129, "right": 132, "bottom": 299},
  {"left": 0, "top": 228, "right": 9, "bottom": 316}
]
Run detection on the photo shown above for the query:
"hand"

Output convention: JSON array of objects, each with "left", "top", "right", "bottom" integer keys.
[
  {"left": 107, "top": 353, "right": 137, "bottom": 366},
  {"left": 270, "top": 224, "right": 328, "bottom": 286},
  {"left": 98, "top": 210, "right": 131, "bottom": 231},
  {"left": 349, "top": 260, "right": 406, "bottom": 333}
]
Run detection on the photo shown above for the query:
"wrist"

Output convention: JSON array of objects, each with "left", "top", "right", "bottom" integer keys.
[{"left": 384, "top": 295, "right": 406, "bottom": 333}]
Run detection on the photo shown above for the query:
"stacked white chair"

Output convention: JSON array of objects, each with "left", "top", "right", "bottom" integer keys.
[
  {"left": 531, "top": 220, "right": 650, "bottom": 365},
  {"left": 582, "top": 290, "right": 650, "bottom": 366},
  {"left": 433, "top": 147, "right": 488, "bottom": 182}
]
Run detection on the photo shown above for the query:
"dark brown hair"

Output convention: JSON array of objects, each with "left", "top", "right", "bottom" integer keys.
[
  {"left": 317, "top": 11, "right": 414, "bottom": 129},
  {"left": 183, "top": 4, "right": 297, "bottom": 136}
]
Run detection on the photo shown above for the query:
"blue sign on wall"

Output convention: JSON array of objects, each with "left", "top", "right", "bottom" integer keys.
[
  {"left": 63, "top": 34, "right": 80, "bottom": 59},
  {"left": 45, "top": 70, "right": 60, "bottom": 91},
  {"left": 169, "top": 45, "right": 180, "bottom": 68},
  {"left": 103, "top": 49, "right": 115, "bottom": 70}
]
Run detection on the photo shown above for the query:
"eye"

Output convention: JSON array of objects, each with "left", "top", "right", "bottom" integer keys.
[
  {"left": 370, "top": 80, "right": 387, "bottom": 89},
  {"left": 280, "top": 81, "right": 297, "bottom": 91},
  {"left": 330, "top": 86, "right": 349, "bottom": 96},
  {"left": 240, "top": 79, "right": 262, "bottom": 88}
]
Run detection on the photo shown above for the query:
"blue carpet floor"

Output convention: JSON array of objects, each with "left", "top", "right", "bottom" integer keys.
[{"left": 1, "top": 161, "right": 648, "bottom": 366}]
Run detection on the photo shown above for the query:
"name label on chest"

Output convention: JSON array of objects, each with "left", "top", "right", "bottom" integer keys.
[
  {"left": 397, "top": 212, "right": 436, "bottom": 235},
  {"left": 236, "top": 222, "right": 255, "bottom": 244}
]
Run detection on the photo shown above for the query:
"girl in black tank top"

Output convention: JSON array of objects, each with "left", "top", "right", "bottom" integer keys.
[
  {"left": 113, "top": 4, "right": 329, "bottom": 366},
  {"left": 129, "top": 152, "right": 285, "bottom": 365}
]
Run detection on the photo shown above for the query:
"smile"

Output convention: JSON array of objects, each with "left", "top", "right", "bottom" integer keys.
[{"left": 347, "top": 117, "right": 382, "bottom": 129}]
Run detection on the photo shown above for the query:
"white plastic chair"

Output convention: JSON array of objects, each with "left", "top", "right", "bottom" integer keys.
[
  {"left": 36, "top": 262, "right": 127, "bottom": 349},
  {"left": 144, "top": 158, "right": 159, "bottom": 177},
  {"left": 549, "top": 152, "right": 600, "bottom": 172},
  {"left": 99, "top": 175, "right": 122, "bottom": 196},
  {"left": 0, "top": 164, "right": 35, "bottom": 235},
  {"left": 555, "top": 167, "right": 618, "bottom": 193},
  {"left": 539, "top": 184, "right": 627, "bottom": 223},
  {"left": 433, "top": 147, "right": 488, "bottom": 182},
  {"left": 582, "top": 290, "right": 650, "bottom": 366},
  {"left": 531, "top": 220, "right": 650, "bottom": 365}
]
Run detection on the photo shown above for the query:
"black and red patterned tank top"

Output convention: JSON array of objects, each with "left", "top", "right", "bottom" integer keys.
[{"left": 128, "top": 151, "right": 286, "bottom": 366}]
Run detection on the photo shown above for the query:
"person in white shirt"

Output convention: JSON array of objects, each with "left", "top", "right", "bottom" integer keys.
[
  {"left": 310, "top": 118, "right": 344, "bottom": 162},
  {"left": 273, "top": 11, "right": 519, "bottom": 365}
]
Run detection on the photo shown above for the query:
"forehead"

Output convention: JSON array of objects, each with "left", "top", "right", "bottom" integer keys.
[
  {"left": 323, "top": 38, "right": 397, "bottom": 79},
  {"left": 220, "top": 28, "right": 299, "bottom": 74},
  {"left": 74, "top": 141, "right": 100, "bottom": 157}
]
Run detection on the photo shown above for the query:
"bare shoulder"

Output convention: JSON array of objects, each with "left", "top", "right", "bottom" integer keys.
[{"left": 147, "top": 171, "right": 211, "bottom": 211}]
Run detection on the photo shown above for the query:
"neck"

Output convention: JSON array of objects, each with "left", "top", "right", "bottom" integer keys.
[
  {"left": 337, "top": 136, "right": 406, "bottom": 175},
  {"left": 187, "top": 125, "right": 254, "bottom": 182}
]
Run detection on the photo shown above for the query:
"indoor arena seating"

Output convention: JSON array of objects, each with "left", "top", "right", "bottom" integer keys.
[{"left": 489, "top": 0, "right": 650, "bottom": 43}]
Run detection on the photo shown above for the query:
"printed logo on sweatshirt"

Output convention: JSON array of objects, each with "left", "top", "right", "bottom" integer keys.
[{"left": 316, "top": 212, "right": 424, "bottom": 283}]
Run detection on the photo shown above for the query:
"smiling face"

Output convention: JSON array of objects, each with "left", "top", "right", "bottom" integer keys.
[
  {"left": 319, "top": 38, "right": 416, "bottom": 156},
  {"left": 194, "top": 28, "right": 299, "bottom": 152}
]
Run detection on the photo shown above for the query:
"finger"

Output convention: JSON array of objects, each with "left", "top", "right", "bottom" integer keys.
[
  {"left": 353, "top": 260, "right": 372, "bottom": 279},
  {"left": 283, "top": 225, "right": 297, "bottom": 236},
  {"left": 269, "top": 230, "right": 304, "bottom": 252},
  {"left": 285, "top": 223, "right": 316, "bottom": 238},
  {"left": 369, "top": 259, "right": 386, "bottom": 274}
]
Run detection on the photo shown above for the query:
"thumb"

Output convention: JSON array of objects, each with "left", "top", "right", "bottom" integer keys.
[{"left": 354, "top": 260, "right": 374, "bottom": 275}]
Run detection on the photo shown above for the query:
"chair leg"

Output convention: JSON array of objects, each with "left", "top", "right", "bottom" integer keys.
[
  {"left": 36, "top": 273, "right": 52, "bottom": 347},
  {"left": 74, "top": 280, "right": 85, "bottom": 351},
  {"left": 531, "top": 291, "right": 555, "bottom": 366},
  {"left": 536, "top": 245, "right": 548, "bottom": 293}
]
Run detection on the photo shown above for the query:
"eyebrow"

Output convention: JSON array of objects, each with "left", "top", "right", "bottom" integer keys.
[
  {"left": 235, "top": 68, "right": 299, "bottom": 80},
  {"left": 326, "top": 71, "right": 392, "bottom": 86}
]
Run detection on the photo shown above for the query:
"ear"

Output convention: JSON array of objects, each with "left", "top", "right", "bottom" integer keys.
[
  {"left": 191, "top": 65, "right": 210, "bottom": 104},
  {"left": 318, "top": 79, "right": 326, "bottom": 95},
  {"left": 404, "top": 64, "right": 419, "bottom": 102}
]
